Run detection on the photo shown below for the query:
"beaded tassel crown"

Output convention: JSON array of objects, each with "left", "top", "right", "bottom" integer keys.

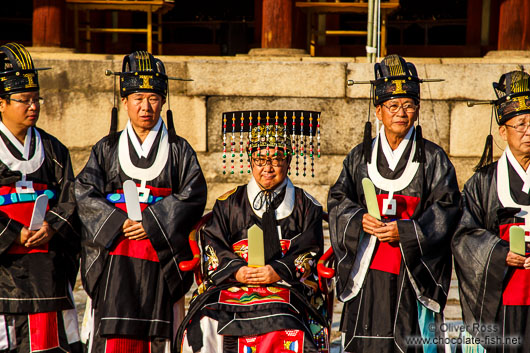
[{"left": 221, "top": 110, "right": 322, "bottom": 177}]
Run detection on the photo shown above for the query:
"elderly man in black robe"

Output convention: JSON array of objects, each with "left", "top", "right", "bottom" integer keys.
[
  {"left": 453, "top": 70, "right": 530, "bottom": 353},
  {"left": 328, "top": 55, "right": 461, "bottom": 353},
  {"left": 75, "top": 51, "right": 207, "bottom": 353},
  {"left": 177, "top": 111, "right": 328, "bottom": 353}
]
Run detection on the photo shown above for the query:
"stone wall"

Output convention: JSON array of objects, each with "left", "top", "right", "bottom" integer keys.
[{"left": 31, "top": 52, "right": 530, "bottom": 209}]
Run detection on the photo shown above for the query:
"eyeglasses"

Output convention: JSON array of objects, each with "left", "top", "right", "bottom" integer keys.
[
  {"left": 505, "top": 121, "right": 530, "bottom": 133},
  {"left": 382, "top": 102, "right": 417, "bottom": 114},
  {"left": 10, "top": 97, "right": 44, "bottom": 107},
  {"left": 252, "top": 156, "right": 287, "bottom": 167}
]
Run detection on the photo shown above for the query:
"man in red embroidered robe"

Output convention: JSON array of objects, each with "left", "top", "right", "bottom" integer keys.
[
  {"left": 75, "top": 51, "right": 207, "bottom": 353},
  {"left": 0, "top": 43, "right": 81, "bottom": 352},
  {"left": 328, "top": 55, "right": 461, "bottom": 352},
  {"left": 453, "top": 70, "right": 530, "bottom": 353}
]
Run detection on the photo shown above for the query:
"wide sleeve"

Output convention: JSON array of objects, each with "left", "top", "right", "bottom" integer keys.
[
  {"left": 327, "top": 149, "right": 369, "bottom": 299},
  {"left": 397, "top": 148, "right": 462, "bottom": 312},
  {"left": 452, "top": 169, "right": 508, "bottom": 331},
  {"left": 75, "top": 144, "right": 128, "bottom": 250},
  {"left": 0, "top": 217, "right": 23, "bottom": 254},
  {"left": 142, "top": 140, "right": 207, "bottom": 301},
  {"left": 44, "top": 144, "right": 77, "bottom": 240},
  {"left": 201, "top": 197, "right": 248, "bottom": 286},
  {"left": 270, "top": 197, "right": 323, "bottom": 283}
]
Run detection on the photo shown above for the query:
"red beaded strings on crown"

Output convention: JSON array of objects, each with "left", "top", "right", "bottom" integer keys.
[
  {"left": 300, "top": 112, "right": 306, "bottom": 177},
  {"left": 292, "top": 112, "right": 299, "bottom": 176},
  {"left": 239, "top": 113, "right": 244, "bottom": 174},
  {"left": 222, "top": 114, "right": 227, "bottom": 175},
  {"left": 317, "top": 113, "right": 321, "bottom": 158},
  {"left": 257, "top": 112, "right": 262, "bottom": 157},
  {"left": 274, "top": 112, "right": 279, "bottom": 157},
  {"left": 283, "top": 112, "right": 288, "bottom": 158},
  {"left": 221, "top": 110, "right": 321, "bottom": 178},
  {"left": 309, "top": 113, "right": 315, "bottom": 177},
  {"left": 265, "top": 112, "right": 270, "bottom": 157},
  {"left": 247, "top": 112, "right": 253, "bottom": 173},
  {"left": 231, "top": 114, "right": 236, "bottom": 174}
]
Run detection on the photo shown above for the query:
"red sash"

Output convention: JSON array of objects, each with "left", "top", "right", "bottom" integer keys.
[
  {"left": 0, "top": 183, "right": 50, "bottom": 254},
  {"left": 499, "top": 222, "right": 530, "bottom": 305},
  {"left": 29, "top": 312, "right": 60, "bottom": 351},
  {"left": 109, "top": 184, "right": 171, "bottom": 262},
  {"left": 105, "top": 337, "right": 150, "bottom": 353},
  {"left": 369, "top": 194, "right": 420, "bottom": 275}
]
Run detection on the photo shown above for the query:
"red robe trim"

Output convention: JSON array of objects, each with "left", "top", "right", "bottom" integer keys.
[
  {"left": 109, "top": 184, "right": 171, "bottom": 262},
  {"left": 105, "top": 336, "right": 150, "bottom": 353},
  {"left": 499, "top": 222, "right": 530, "bottom": 305},
  {"left": 0, "top": 183, "right": 50, "bottom": 254},
  {"left": 29, "top": 312, "right": 60, "bottom": 351},
  {"left": 369, "top": 194, "right": 420, "bottom": 275}
]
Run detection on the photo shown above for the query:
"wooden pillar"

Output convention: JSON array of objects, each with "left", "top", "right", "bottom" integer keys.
[
  {"left": 262, "top": 0, "right": 292, "bottom": 48},
  {"left": 33, "top": 0, "right": 65, "bottom": 47},
  {"left": 498, "top": 0, "right": 530, "bottom": 50},
  {"left": 466, "top": 0, "right": 482, "bottom": 46}
]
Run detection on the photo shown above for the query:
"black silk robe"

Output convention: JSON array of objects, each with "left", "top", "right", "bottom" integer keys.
[
  {"left": 75, "top": 128, "right": 207, "bottom": 340},
  {"left": 0, "top": 127, "right": 78, "bottom": 314},
  {"left": 452, "top": 153, "right": 530, "bottom": 352},
  {"left": 177, "top": 179, "right": 328, "bottom": 353},
  {"left": 328, "top": 130, "right": 461, "bottom": 352}
]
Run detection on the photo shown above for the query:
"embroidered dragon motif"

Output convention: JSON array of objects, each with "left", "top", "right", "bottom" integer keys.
[
  {"left": 205, "top": 245, "right": 219, "bottom": 273},
  {"left": 294, "top": 252, "right": 315, "bottom": 279}
]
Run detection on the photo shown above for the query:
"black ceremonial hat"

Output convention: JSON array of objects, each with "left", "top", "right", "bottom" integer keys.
[
  {"left": 493, "top": 70, "right": 530, "bottom": 125},
  {"left": 0, "top": 43, "right": 46, "bottom": 95},
  {"left": 468, "top": 68, "right": 530, "bottom": 171},
  {"left": 120, "top": 51, "right": 168, "bottom": 98},
  {"left": 373, "top": 54, "right": 420, "bottom": 106}
]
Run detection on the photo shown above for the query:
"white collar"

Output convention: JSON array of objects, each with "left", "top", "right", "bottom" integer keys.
[
  {"left": 380, "top": 126, "right": 414, "bottom": 171},
  {"left": 367, "top": 126, "right": 420, "bottom": 193},
  {"left": 246, "top": 176, "right": 295, "bottom": 220},
  {"left": 505, "top": 147, "right": 530, "bottom": 194},
  {"left": 118, "top": 119, "right": 169, "bottom": 182},
  {"left": 0, "top": 121, "right": 32, "bottom": 159},
  {"left": 497, "top": 148, "right": 530, "bottom": 229},
  {"left": 0, "top": 122, "right": 44, "bottom": 175},
  {"left": 126, "top": 118, "right": 162, "bottom": 159}
]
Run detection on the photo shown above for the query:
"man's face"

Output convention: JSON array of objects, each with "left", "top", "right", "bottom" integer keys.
[
  {"left": 500, "top": 113, "right": 530, "bottom": 156},
  {"left": 0, "top": 91, "right": 40, "bottom": 129},
  {"left": 375, "top": 97, "right": 419, "bottom": 138},
  {"left": 251, "top": 149, "right": 290, "bottom": 190},
  {"left": 122, "top": 92, "right": 165, "bottom": 132}
]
